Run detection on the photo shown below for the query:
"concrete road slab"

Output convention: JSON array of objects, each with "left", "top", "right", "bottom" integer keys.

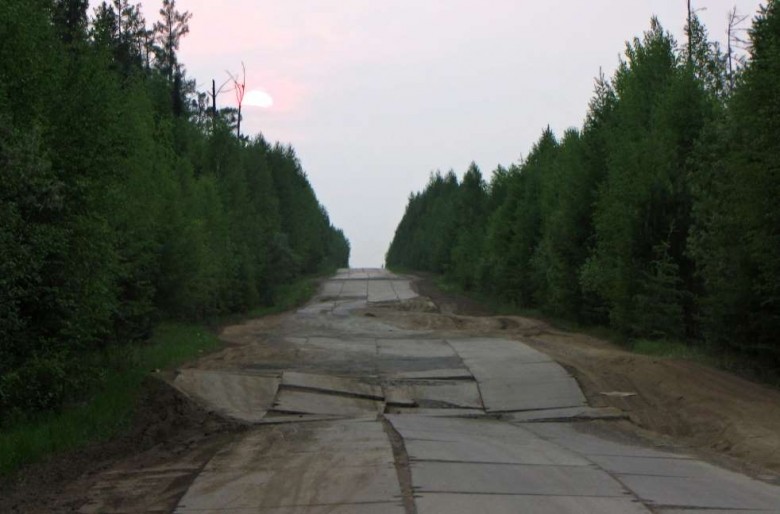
[
  {"left": 617, "top": 472, "right": 780, "bottom": 510},
  {"left": 368, "top": 280, "right": 398, "bottom": 302},
  {"left": 318, "top": 280, "right": 344, "bottom": 297},
  {"left": 335, "top": 268, "right": 394, "bottom": 281},
  {"left": 655, "top": 507, "right": 777, "bottom": 514},
  {"left": 377, "top": 339, "right": 455, "bottom": 358},
  {"left": 390, "top": 280, "right": 417, "bottom": 301},
  {"left": 383, "top": 380, "right": 483, "bottom": 409},
  {"left": 404, "top": 437, "right": 588, "bottom": 466},
  {"left": 281, "top": 371, "right": 383, "bottom": 400},
  {"left": 172, "top": 370, "right": 279, "bottom": 423},
  {"left": 415, "top": 494, "right": 651, "bottom": 513},
  {"left": 304, "top": 336, "right": 377, "bottom": 354},
  {"left": 389, "top": 413, "right": 535, "bottom": 439},
  {"left": 478, "top": 377, "right": 587, "bottom": 412},
  {"left": 257, "top": 414, "right": 348, "bottom": 425},
  {"left": 384, "top": 407, "right": 483, "bottom": 417},
  {"left": 340, "top": 280, "right": 368, "bottom": 298},
  {"left": 522, "top": 423, "right": 691, "bottom": 459},
  {"left": 448, "top": 338, "right": 586, "bottom": 412},
  {"left": 376, "top": 356, "right": 466, "bottom": 374},
  {"left": 524, "top": 423, "right": 780, "bottom": 510},
  {"left": 179, "top": 503, "right": 404, "bottom": 514},
  {"left": 206, "top": 420, "right": 392, "bottom": 470},
  {"left": 273, "top": 389, "right": 382, "bottom": 416},
  {"left": 389, "top": 368, "right": 473, "bottom": 380},
  {"left": 388, "top": 415, "right": 588, "bottom": 466},
  {"left": 411, "top": 461, "right": 627, "bottom": 496},
  {"left": 489, "top": 360, "right": 582, "bottom": 384},
  {"left": 449, "top": 338, "right": 554, "bottom": 368},
  {"left": 587, "top": 454, "right": 719, "bottom": 477},
  {"left": 177, "top": 420, "right": 401, "bottom": 512},
  {"left": 176, "top": 465, "right": 399, "bottom": 511}
]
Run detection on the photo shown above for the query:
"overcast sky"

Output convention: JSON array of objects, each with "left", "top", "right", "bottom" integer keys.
[{"left": 118, "top": 1, "right": 764, "bottom": 266}]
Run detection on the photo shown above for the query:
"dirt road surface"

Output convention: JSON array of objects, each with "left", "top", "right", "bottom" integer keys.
[{"left": 7, "top": 268, "right": 780, "bottom": 513}]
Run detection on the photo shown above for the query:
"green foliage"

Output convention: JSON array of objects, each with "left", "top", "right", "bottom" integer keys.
[
  {"left": 632, "top": 242, "right": 686, "bottom": 339},
  {"left": 689, "top": 1, "right": 780, "bottom": 359},
  {"left": 0, "top": 0, "right": 349, "bottom": 421},
  {"left": 387, "top": 7, "right": 780, "bottom": 364},
  {"left": 248, "top": 275, "right": 319, "bottom": 318},
  {"left": 630, "top": 338, "right": 709, "bottom": 361}
]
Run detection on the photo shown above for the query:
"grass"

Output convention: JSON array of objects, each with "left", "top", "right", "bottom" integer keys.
[
  {"left": 0, "top": 322, "right": 220, "bottom": 476},
  {"left": 629, "top": 338, "right": 713, "bottom": 361}
]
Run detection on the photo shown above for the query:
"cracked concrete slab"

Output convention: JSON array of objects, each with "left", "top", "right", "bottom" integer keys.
[
  {"left": 411, "top": 460, "right": 628, "bottom": 496},
  {"left": 303, "top": 336, "right": 377, "bottom": 355},
  {"left": 448, "top": 338, "right": 587, "bottom": 412},
  {"left": 524, "top": 422, "right": 780, "bottom": 511},
  {"left": 377, "top": 338, "right": 456, "bottom": 358},
  {"left": 368, "top": 280, "right": 398, "bottom": 302},
  {"left": 176, "top": 504, "right": 404, "bottom": 514},
  {"left": 384, "top": 407, "right": 483, "bottom": 417},
  {"left": 176, "top": 420, "right": 401, "bottom": 513},
  {"left": 172, "top": 369, "right": 279, "bottom": 423},
  {"left": 616, "top": 471, "right": 780, "bottom": 510},
  {"left": 415, "top": 494, "right": 651, "bottom": 513},
  {"left": 383, "top": 380, "right": 483, "bottom": 409},
  {"left": 387, "top": 415, "right": 590, "bottom": 466},
  {"left": 272, "top": 389, "right": 383, "bottom": 416},
  {"left": 388, "top": 368, "right": 473, "bottom": 380},
  {"left": 281, "top": 371, "right": 383, "bottom": 400},
  {"left": 521, "top": 422, "right": 690, "bottom": 459}
]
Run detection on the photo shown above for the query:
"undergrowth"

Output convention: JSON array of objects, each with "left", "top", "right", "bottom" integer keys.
[
  {"left": 0, "top": 323, "right": 218, "bottom": 476},
  {"left": 248, "top": 277, "right": 318, "bottom": 317}
]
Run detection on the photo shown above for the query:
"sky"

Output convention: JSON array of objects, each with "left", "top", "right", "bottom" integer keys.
[{"left": 107, "top": 0, "right": 764, "bottom": 267}]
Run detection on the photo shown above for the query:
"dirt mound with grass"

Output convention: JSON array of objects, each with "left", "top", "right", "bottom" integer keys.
[{"left": 0, "top": 377, "right": 241, "bottom": 513}]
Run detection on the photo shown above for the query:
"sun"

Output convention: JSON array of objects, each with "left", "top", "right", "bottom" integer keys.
[{"left": 244, "top": 89, "right": 274, "bottom": 108}]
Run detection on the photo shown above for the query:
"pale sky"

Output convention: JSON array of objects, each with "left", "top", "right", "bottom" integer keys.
[{"left": 110, "top": 1, "right": 764, "bottom": 266}]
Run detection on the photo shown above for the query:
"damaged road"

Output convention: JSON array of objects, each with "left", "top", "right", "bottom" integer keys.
[{"left": 63, "top": 269, "right": 780, "bottom": 512}]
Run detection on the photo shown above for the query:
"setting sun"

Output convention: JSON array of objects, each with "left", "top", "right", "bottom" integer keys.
[{"left": 244, "top": 89, "right": 274, "bottom": 108}]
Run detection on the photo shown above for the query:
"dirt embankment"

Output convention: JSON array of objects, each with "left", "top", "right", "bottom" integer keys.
[
  {"left": 375, "top": 274, "right": 780, "bottom": 478},
  {"left": 0, "top": 377, "right": 242, "bottom": 513}
]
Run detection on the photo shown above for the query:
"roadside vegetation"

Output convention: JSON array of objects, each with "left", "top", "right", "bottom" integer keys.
[
  {"left": 0, "top": 0, "right": 349, "bottom": 474},
  {"left": 0, "top": 323, "right": 219, "bottom": 476},
  {"left": 387, "top": 4, "right": 780, "bottom": 377}
]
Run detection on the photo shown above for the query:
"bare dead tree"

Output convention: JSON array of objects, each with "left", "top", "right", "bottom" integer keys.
[
  {"left": 209, "top": 77, "right": 232, "bottom": 132},
  {"left": 685, "top": 0, "right": 707, "bottom": 65},
  {"left": 687, "top": 0, "right": 693, "bottom": 63},
  {"left": 227, "top": 62, "right": 246, "bottom": 139},
  {"left": 727, "top": 6, "right": 750, "bottom": 92}
]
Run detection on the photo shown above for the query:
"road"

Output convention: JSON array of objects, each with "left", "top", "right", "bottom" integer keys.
[{"left": 82, "top": 269, "right": 780, "bottom": 513}]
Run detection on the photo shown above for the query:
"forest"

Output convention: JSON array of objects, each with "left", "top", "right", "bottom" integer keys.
[
  {"left": 0, "top": 0, "right": 349, "bottom": 420},
  {"left": 387, "top": 4, "right": 780, "bottom": 368}
]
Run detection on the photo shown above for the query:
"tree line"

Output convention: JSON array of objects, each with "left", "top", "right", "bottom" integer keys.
[
  {"left": 0, "top": 0, "right": 349, "bottom": 418},
  {"left": 387, "top": 3, "right": 779, "bottom": 366}
]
